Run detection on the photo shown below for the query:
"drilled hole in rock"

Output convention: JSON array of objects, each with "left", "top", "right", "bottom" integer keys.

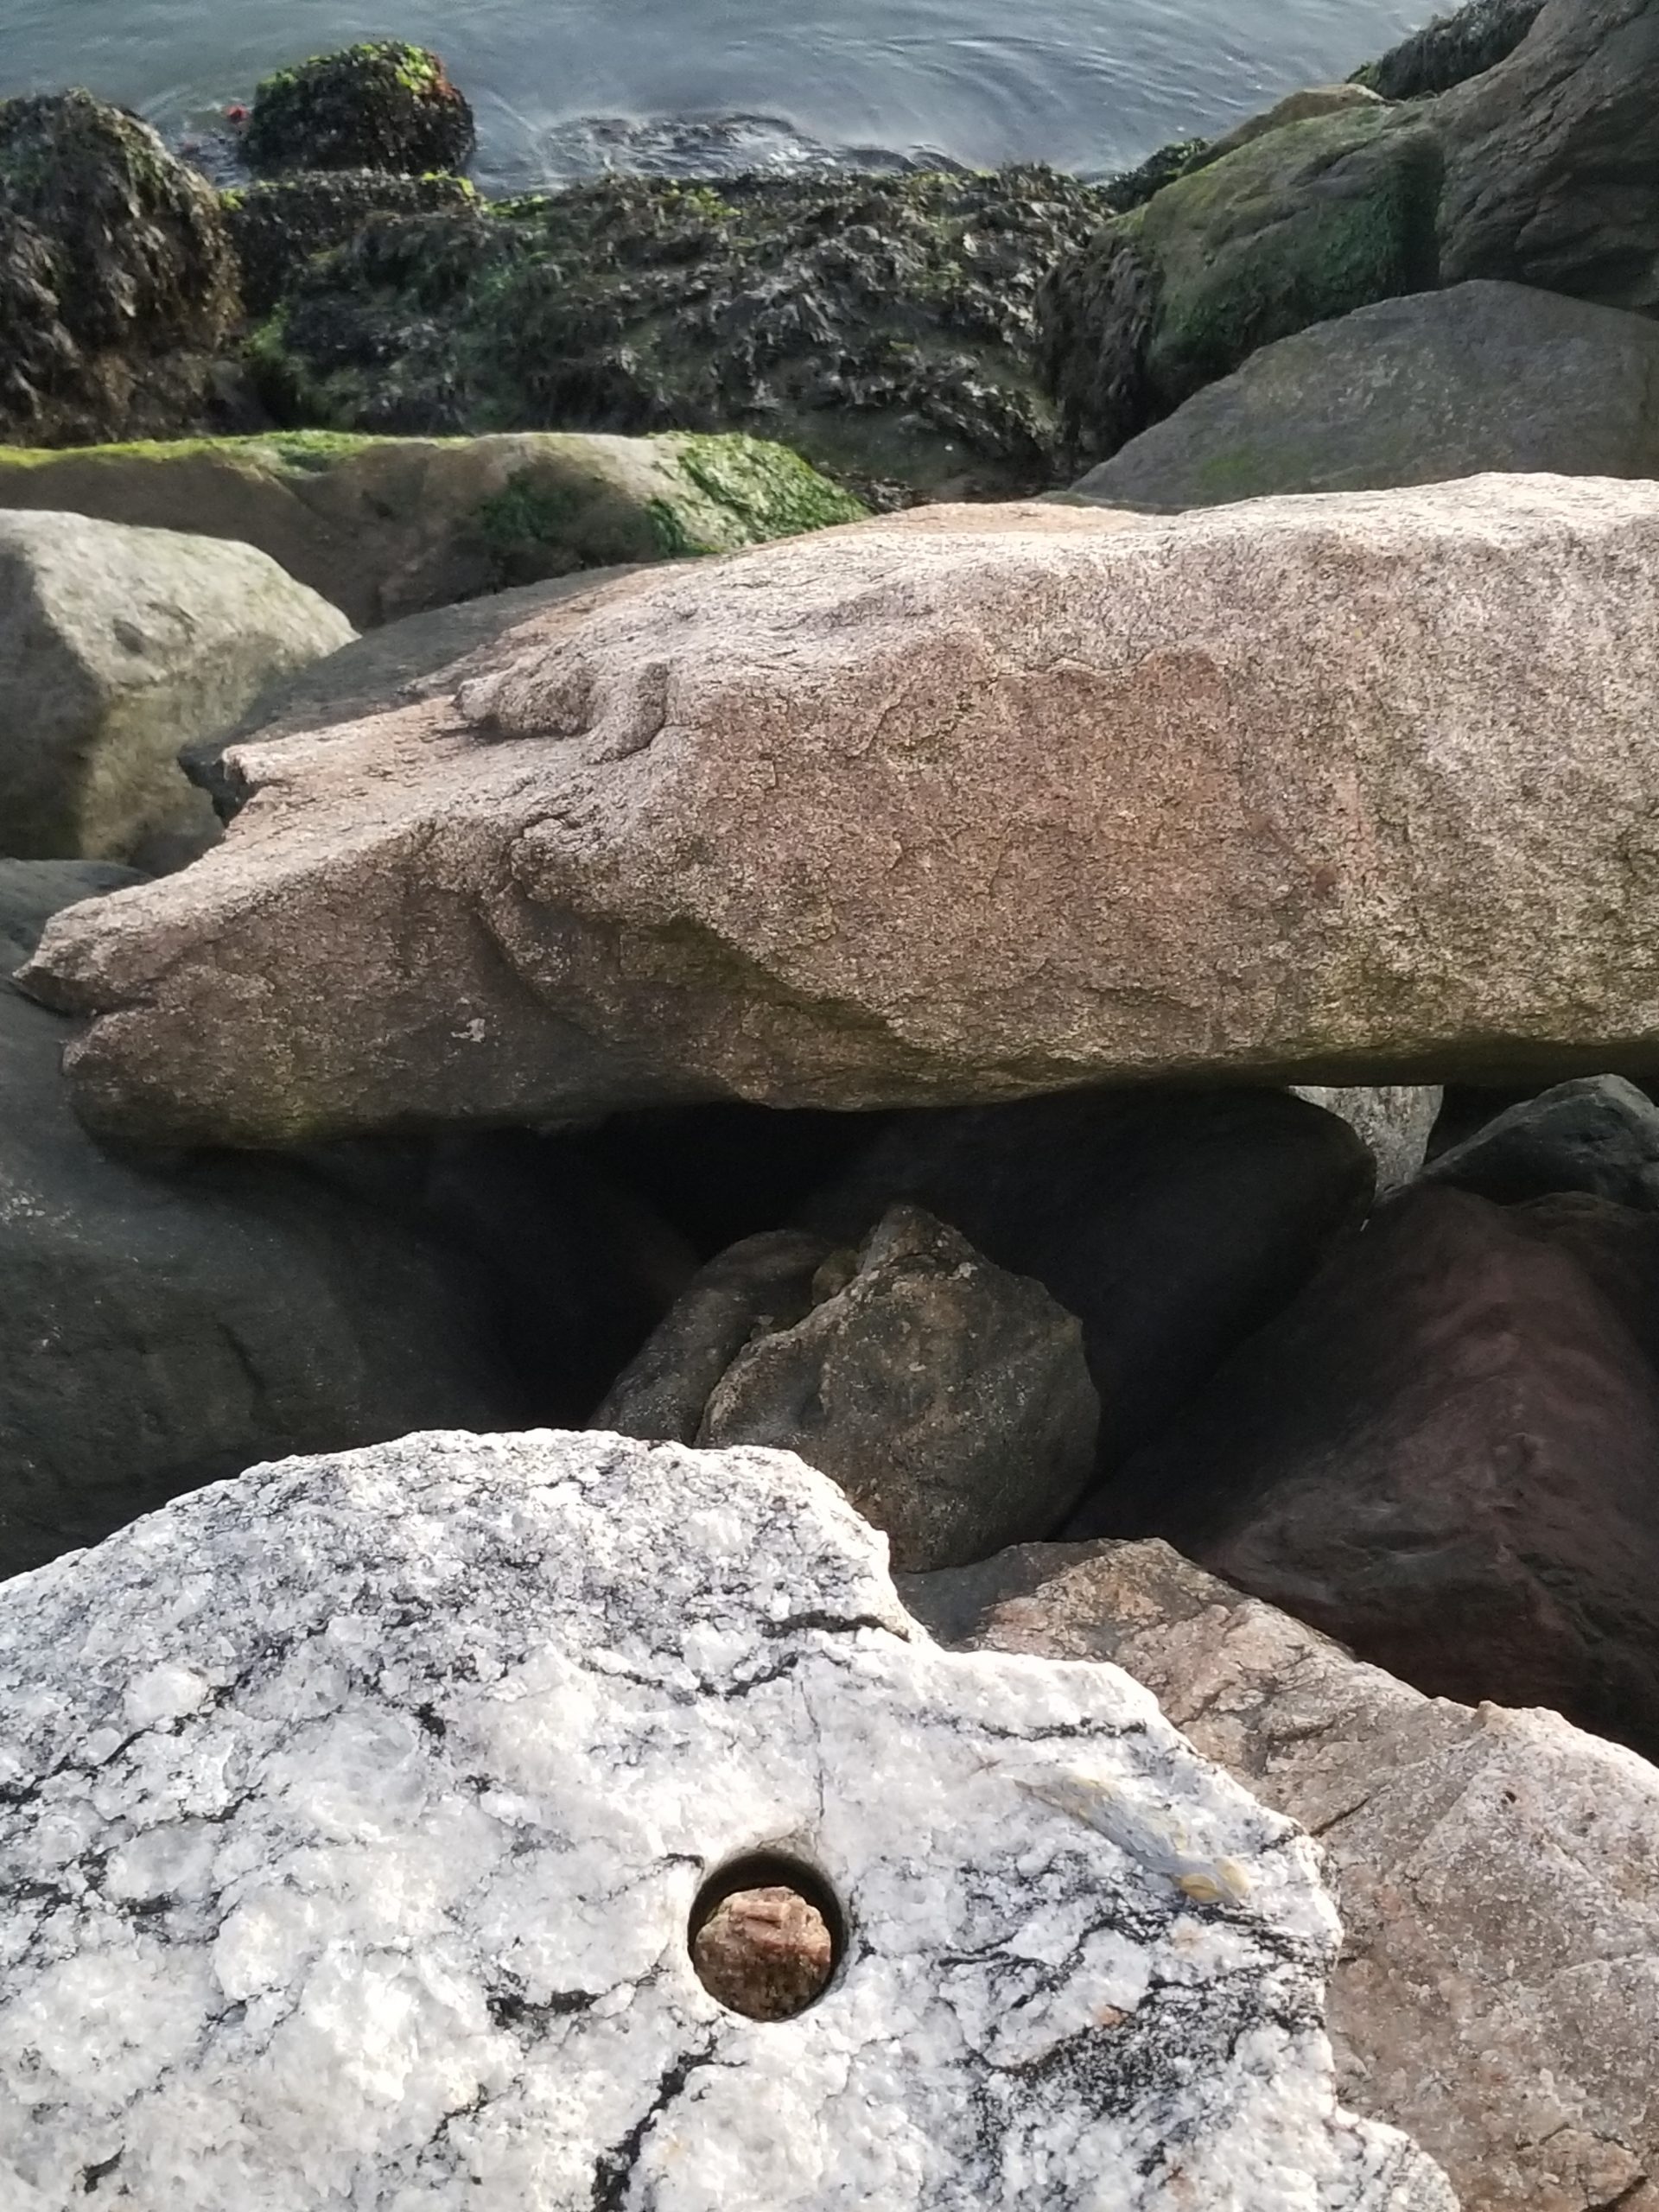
[{"left": 688, "top": 1853, "right": 845, "bottom": 2021}]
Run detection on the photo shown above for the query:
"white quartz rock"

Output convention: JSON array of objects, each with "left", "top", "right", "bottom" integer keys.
[{"left": 0, "top": 1429, "right": 1456, "bottom": 2211}]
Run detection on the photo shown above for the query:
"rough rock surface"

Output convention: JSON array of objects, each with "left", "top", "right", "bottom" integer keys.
[
  {"left": 902, "top": 1535, "right": 1659, "bottom": 2212},
  {"left": 225, "top": 169, "right": 479, "bottom": 317},
  {"left": 0, "top": 509, "right": 353, "bottom": 867},
  {"left": 1292, "top": 1087, "right": 1443, "bottom": 1194},
  {"left": 0, "top": 862, "right": 517, "bottom": 1580},
  {"left": 690, "top": 1204, "right": 1102, "bottom": 1571},
  {"left": 0, "top": 431, "right": 860, "bottom": 631},
  {"left": 1096, "top": 1185, "right": 1659, "bottom": 1761},
  {"left": 1354, "top": 0, "right": 1547, "bottom": 99},
  {"left": 24, "top": 480, "right": 1659, "bottom": 1147},
  {"left": 0, "top": 1427, "right": 1453, "bottom": 2209},
  {"left": 243, "top": 41, "right": 475, "bottom": 177},
  {"left": 1422, "top": 1075, "right": 1659, "bottom": 1207},
  {"left": 1064, "top": 283, "right": 1659, "bottom": 512}
]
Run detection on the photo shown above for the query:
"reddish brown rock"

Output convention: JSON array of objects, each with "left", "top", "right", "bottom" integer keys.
[{"left": 690, "top": 1885, "right": 837, "bottom": 2021}]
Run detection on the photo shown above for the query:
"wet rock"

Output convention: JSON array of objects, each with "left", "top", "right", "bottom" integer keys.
[
  {"left": 243, "top": 41, "right": 475, "bottom": 178},
  {"left": 24, "top": 480, "right": 1659, "bottom": 1147},
  {"left": 0, "top": 429, "right": 860, "bottom": 630},
  {"left": 1421, "top": 1075, "right": 1659, "bottom": 1208},
  {"left": 0, "top": 508, "right": 353, "bottom": 866},
  {"left": 0, "top": 863, "right": 518, "bottom": 1580},
  {"left": 1065, "top": 283, "right": 1659, "bottom": 512},
  {"left": 1194, "top": 83, "right": 1390, "bottom": 168},
  {"left": 245, "top": 165, "right": 1111, "bottom": 499},
  {"left": 904, "top": 1534, "right": 1659, "bottom": 2212},
  {"left": 223, "top": 168, "right": 479, "bottom": 316},
  {"left": 0, "top": 92, "right": 239, "bottom": 447},
  {"left": 0, "top": 1426, "right": 1454, "bottom": 2208},
  {"left": 1096, "top": 1185, "right": 1659, "bottom": 1762},
  {"left": 1292, "top": 1086, "right": 1442, "bottom": 1194},
  {"left": 1354, "top": 0, "right": 1547, "bottom": 99},
  {"left": 801, "top": 1089, "right": 1371, "bottom": 1472}
]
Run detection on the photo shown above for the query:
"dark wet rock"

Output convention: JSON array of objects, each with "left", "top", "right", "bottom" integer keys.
[
  {"left": 1095, "top": 1185, "right": 1659, "bottom": 1763},
  {"left": 1354, "top": 0, "right": 1548, "bottom": 99},
  {"left": 802, "top": 1089, "right": 1373, "bottom": 1476},
  {"left": 1421, "top": 1076, "right": 1659, "bottom": 1209},
  {"left": 1101, "top": 137, "right": 1212, "bottom": 214},
  {"left": 1064, "top": 282, "right": 1659, "bottom": 510},
  {"left": 248, "top": 166, "right": 1112, "bottom": 499},
  {"left": 224, "top": 168, "right": 479, "bottom": 316},
  {"left": 243, "top": 41, "right": 475, "bottom": 179},
  {"left": 0, "top": 862, "right": 520, "bottom": 1580},
  {"left": 635, "top": 1202, "right": 1102, "bottom": 1572},
  {"left": 0, "top": 92, "right": 239, "bottom": 446}
]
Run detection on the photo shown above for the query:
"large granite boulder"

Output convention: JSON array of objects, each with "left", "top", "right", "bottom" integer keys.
[
  {"left": 904, "top": 1535, "right": 1659, "bottom": 2212},
  {"left": 0, "top": 510, "right": 353, "bottom": 867},
  {"left": 243, "top": 41, "right": 475, "bottom": 177},
  {"left": 1095, "top": 1185, "right": 1659, "bottom": 1762},
  {"left": 1291, "top": 1086, "right": 1443, "bottom": 1194},
  {"left": 22, "top": 480, "right": 1659, "bottom": 1147},
  {"left": 0, "top": 431, "right": 861, "bottom": 631},
  {"left": 1064, "top": 283, "right": 1659, "bottom": 511},
  {"left": 1422, "top": 1074, "right": 1659, "bottom": 1206},
  {"left": 0, "top": 1427, "right": 1454, "bottom": 2208},
  {"left": 0, "top": 862, "right": 517, "bottom": 1580},
  {"left": 0, "top": 92, "right": 238, "bottom": 447}
]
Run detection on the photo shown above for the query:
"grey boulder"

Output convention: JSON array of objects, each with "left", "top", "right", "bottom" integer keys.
[{"left": 1422, "top": 1074, "right": 1659, "bottom": 1207}]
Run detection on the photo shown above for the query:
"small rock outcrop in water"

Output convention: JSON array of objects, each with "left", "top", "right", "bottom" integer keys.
[
  {"left": 1352, "top": 0, "right": 1547, "bottom": 101},
  {"left": 903, "top": 1535, "right": 1659, "bottom": 2212},
  {"left": 0, "top": 92, "right": 238, "bottom": 447},
  {"left": 243, "top": 41, "right": 476, "bottom": 177},
  {"left": 0, "top": 429, "right": 862, "bottom": 630},
  {"left": 0, "top": 508, "right": 353, "bottom": 867},
  {"left": 23, "top": 481, "right": 1659, "bottom": 1147},
  {"left": 0, "top": 1427, "right": 1453, "bottom": 2208}
]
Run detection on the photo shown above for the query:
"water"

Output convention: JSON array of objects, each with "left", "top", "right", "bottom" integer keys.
[{"left": 2, "top": 0, "right": 1433, "bottom": 192}]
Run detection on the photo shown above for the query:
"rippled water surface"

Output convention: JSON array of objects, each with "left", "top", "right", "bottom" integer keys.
[{"left": 3, "top": 0, "right": 1432, "bottom": 189}]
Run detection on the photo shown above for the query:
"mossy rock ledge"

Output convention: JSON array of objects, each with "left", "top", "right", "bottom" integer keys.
[
  {"left": 0, "top": 429, "right": 867, "bottom": 628},
  {"left": 244, "top": 41, "right": 476, "bottom": 177}
]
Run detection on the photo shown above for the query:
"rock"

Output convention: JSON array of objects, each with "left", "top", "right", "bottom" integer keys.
[
  {"left": 902, "top": 1534, "right": 1659, "bottom": 2212},
  {"left": 1421, "top": 1075, "right": 1659, "bottom": 1207},
  {"left": 0, "top": 861, "right": 518, "bottom": 1580},
  {"left": 1292, "top": 1086, "right": 1444, "bottom": 1193},
  {"left": 0, "top": 92, "right": 239, "bottom": 447},
  {"left": 1092, "top": 1185, "right": 1659, "bottom": 1762},
  {"left": 690, "top": 1883, "right": 838, "bottom": 2022},
  {"left": 0, "top": 430, "right": 862, "bottom": 631},
  {"left": 680, "top": 1204, "right": 1101, "bottom": 1572},
  {"left": 1038, "top": 105, "right": 1444, "bottom": 467},
  {"left": 1354, "top": 0, "right": 1547, "bottom": 99},
  {"left": 223, "top": 168, "right": 479, "bottom": 317},
  {"left": 1063, "top": 283, "right": 1659, "bottom": 512},
  {"left": 799, "top": 1089, "right": 1371, "bottom": 1471},
  {"left": 1195, "top": 84, "right": 1390, "bottom": 168},
  {"left": 181, "top": 566, "right": 643, "bottom": 818},
  {"left": 0, "top": 1425, "right": 1454, "bottom": 2209},
  {"left": 23, "top": 478, "right": 1659, "bottom": 1147},
  {"left": 245, "top": 166, "right": 1112, "bottom": 499},
  {"left": 0, "top": 509, "right": 354, "bottom": 867},
  {"left": 594, "top": 1228, "right": 830, "bottom": 1442},
  {"left": 243, "top": 41, "right": 475, "bottom": 177}
]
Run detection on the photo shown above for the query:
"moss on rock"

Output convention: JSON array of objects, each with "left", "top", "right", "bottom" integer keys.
[
  {"left": 225, "top": 169, "right": 477, "bottom": 316},
  {"left": 244, "top": 42, "right": 475, "bottom": 177}
]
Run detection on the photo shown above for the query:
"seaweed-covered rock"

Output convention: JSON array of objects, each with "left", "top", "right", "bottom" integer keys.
[
  {"left": 243, "top": 41, "right": 475, "bottom": 177},
  {"left": 249, "top": 167, "right": 1112, "bottom": 499},
  {"left": 0, "top": 92, "right": 238, "bottom": 446},
  {"left": 1039, "top": 107, "right": 1443, "bottom": 467},
  {"left": 0, "top": 429, "right": 861, "bottom": 628},
  {"left": 223, "top": 168, "right": 478, "bottom": 316},
  {"left": 1354, "top": 0, "right": 1547, "bottom": 99}
]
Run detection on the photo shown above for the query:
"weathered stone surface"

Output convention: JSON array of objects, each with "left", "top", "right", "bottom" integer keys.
[
  {"left": 24, "top": 480, "right": 1659, "bottom": 1147},
  {"left": 1197, "top": 85, "right": 1389, "bottom": 168},
  {"left": 225, "top": 169, "right": 479, "bottom": 317},
  {"left": 1354, "top": 0, "right": 1546, "bottom": 99},
  {"left": 244, "top": 41, "right": 475, "bottom": 177},
  {"left": 903, "top": 1535, "right": 1659, "bottom": 2212},
  {"left": 0, "top": 862, "right": 517, "bottom": 1580},
  {"left": 692, "top": 1204, "right": 1101, "bottom": 1571},
  {"left": 1422, "top": 1074, "right": 1659, "bottom": 1207},
  {"left": 0, "top": 431, "right": 861, "bottom": 631},
  {"left": 0, "top": 509, "right": 353, "bottom": 867},
  {"left": 0, "top": 1427, "right": 1453, "bottom": 2209},
  {"left": 1292, "top": 1086, "right": 1443, "bottom": 1193},
  {"left": 801, "top": 1089, "right": 1371, "bottom": 1472},
  {"left": 1064, "top": 283, "right": 1659, "bottom": 512},
  {"left": 1096, "top": 1185, "right": 1659, "bottom": 1761}
]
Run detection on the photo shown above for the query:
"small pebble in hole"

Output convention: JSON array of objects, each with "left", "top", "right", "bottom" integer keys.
[{"left": 689, "top": 1853, "right": 843, "bottom": 2021}]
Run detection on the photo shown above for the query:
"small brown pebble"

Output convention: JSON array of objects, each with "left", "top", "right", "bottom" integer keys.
[{"left": 691, "top": 1884, "right": 836, "bottom": 2020}]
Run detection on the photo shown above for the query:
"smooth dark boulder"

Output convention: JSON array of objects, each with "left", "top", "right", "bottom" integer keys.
[
  {"left": 1422, "top": 1076, "right": 1659, "bottom": 1208},
  {"left": 1064, "top": 282, "right": 1659, "bottom": 511},
  {"left": 1096, "top": 1185, "right": 1659, "bottom": 1761},
  {"left": 243, "top": 42, "right": 475, "bottom": 178},
  {"left": 801, "top": 1088, "right": 1373, "bottom": 1474}
]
